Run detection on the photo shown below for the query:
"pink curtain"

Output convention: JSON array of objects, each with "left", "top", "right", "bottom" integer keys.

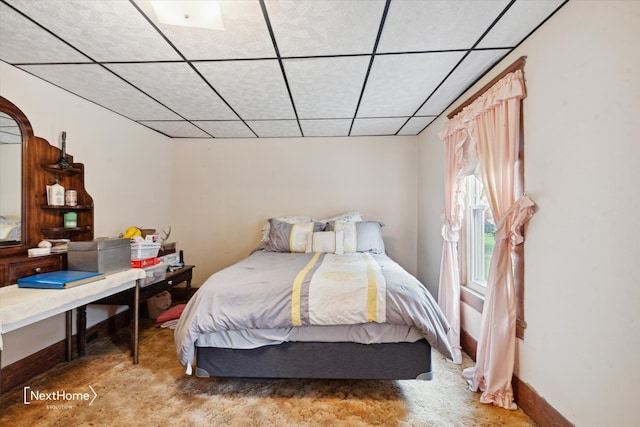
[
  {"left": 436, "top": 129, "right": 466, "bottom": 364},
  {"left": 437, "top": 119, "right": 478, "bottom": 364},
  {"left": 442, "top": 70, "right": 535, "bottom": 410}
]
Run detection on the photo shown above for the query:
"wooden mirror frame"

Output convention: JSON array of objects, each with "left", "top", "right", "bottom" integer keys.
[{"left": 0, "top": 96, "right": 32, "bottom": 257}]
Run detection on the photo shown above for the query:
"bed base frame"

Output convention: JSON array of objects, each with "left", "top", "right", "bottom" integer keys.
[{"left": 195, "top": 339, "right": 432, "bottom": 380}]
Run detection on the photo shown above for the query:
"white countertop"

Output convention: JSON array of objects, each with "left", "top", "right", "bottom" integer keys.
[{"left": 0, "top": 268, "right": 146, "bottom": 349}]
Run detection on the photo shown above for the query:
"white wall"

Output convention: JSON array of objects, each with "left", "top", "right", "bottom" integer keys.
[
  {"left": 417, "top": 2, "right": 640, "bottom": 426},
  {"left": 0, "top": 63, "right": 173, "bottom": 366},
  {"left": 416, "top": 125, "right": 444, "bottom": 298},
  {"left": 172, "top": 136, "right": 419, "bottom": 286}
]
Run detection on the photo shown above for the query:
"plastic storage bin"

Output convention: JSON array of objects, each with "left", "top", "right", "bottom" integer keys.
[
  {"left": 141, "top": 263, "right": 167, "bottom": 287},
  {"left": 131, "top": 242, "right": 161, "bottom": 260}
]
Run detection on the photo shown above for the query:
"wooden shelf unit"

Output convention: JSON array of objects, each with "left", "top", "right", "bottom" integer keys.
[{"left": 29, "top": 136, "right": 95, "bottom": 244}]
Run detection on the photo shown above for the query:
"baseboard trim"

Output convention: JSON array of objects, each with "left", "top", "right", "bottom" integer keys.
[
  {"left": 460, "top": 328, "right": 477, "bottom": 361},
  {"left": 1, "top": 310, "right": 130, "bottom": 394},
  {"left": 512, "top": 374, "right": 574, "bottom": 427},
  {"left": 460, "top": 328, "right": 574, "bottom": 427}
]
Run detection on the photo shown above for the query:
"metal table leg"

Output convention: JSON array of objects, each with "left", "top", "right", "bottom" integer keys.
[
  {"left": 65, "top": 310, "right": 72, "bottom": 361},
  {"left": 132, "top": 278, "right": 140, "bottom": 364}
]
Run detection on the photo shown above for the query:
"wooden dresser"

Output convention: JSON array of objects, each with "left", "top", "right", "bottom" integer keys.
[{"left": 0, "top": 95, "right": 93, "bottom": 287}]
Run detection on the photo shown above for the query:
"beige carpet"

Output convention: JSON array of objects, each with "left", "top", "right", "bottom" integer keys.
[{"left": 0, "top": 322, "right": 536, "bottom": 426}]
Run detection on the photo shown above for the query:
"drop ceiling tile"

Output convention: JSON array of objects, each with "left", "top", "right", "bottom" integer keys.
[
  {"left": 0, "top": 3, "right": 90, "bottom": 64},
  {"left": 106, "top": 62, "right": 237, "bottom": 120},
  {"left": 350, "top": 117, "right": 407, "bottom": 136},
  {"left": 195, "top": 60, "right": 295, "bottom": 120},
  {"left": 133, "top": 0, "right": 275, "bottom": 60},
  {"left": 246, "top": 120, "right": 301, "bottom": 138},
  {"left": 378, "top": 0, "right": 510, "bottom": 52},
  {"left": 299, "top": 119, "right": 352, "bottom": 137},
  {"left": 477, "top": 0, "right": 566, "bottom": 48},
  {"left": 417, "top": 49, "right": 509, "bottom": 116},
  {"left": 357, "top": 52, "right": 465, "bottom": 118},
  {"left": 397, "top": 116, "right": 436, "bottom": 136},
  {"left": 284, "top": 56, "right": 371, "bottom": 119},
  {"left": 195, "top": 121, "right": 256, "bottom": 138},
  {"left": 6, "top": 0, "right": 180, "bottom": 62},
  {"left": 139, "top": 121, "right": 210, "bottom": 138},
  {"left": 265, "top": 0, "right": 386, "bottom": 57},
  {"left": 18, "top": 64, "right": 181, "bottom": 121}
]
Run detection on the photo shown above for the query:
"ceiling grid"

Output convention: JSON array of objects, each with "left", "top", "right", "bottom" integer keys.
[{"left": 0, "top": 0, "right": 568, "bottom": 139}]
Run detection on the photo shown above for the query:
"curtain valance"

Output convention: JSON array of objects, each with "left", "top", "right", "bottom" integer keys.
[{"left": 439, "top": 70, "right": 526, "bottom": 140}]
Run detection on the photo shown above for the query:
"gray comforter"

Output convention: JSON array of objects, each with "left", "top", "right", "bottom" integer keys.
[{"left": 174, "top": 251, "right": 454, "bottom": 371}]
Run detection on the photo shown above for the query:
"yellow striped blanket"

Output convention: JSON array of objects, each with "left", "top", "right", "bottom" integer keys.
[{"left": 291, "top": 253, "right": 386, "bottom": 327}]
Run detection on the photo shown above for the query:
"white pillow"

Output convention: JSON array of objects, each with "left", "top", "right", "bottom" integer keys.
[
  {"left": 333, "top": 221, "right": 357, "bottom": 253},
  {"left": 290, "top": 222, "right": 314, "bottom": 253},
  {"left": 335, "top": 230, "right": 344, "bottom": 255},
  {"left": 312, "top": 231, "right": 335, "bottom": 253},
  {"left": 311, "top": 230, "right": 345, "bottom": 254}
]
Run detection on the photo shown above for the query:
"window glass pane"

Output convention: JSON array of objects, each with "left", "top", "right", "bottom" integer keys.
[
  {"left": 466, "top": 175, "right": 495, "bottom": 291},
  {"left": 483, "top": 219, "right": 495, "bottom": 282},
  {"left": 471, "top": 207, "right": 483, "bottom": 282}
]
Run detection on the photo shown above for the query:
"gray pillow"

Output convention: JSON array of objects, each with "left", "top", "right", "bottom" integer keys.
[
  {"left": 325, "top": 220, "right": 386, "bottom": 254},
  {"left": 355, "top": 221, "right": 385, "bottom": 254},
  {"left": 267, "top": 218, "right": 324, "bottom": 252}
]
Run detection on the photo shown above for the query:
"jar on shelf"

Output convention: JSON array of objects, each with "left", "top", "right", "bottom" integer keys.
[
  {"left": 46, "top": 179, "right": 65, "bottom": 206},
  {"left": 63, "top": 212, "right": 77, "bottom": 228},
  {"left": 65, "top": 189, "right": 77, "bottom": 206}
]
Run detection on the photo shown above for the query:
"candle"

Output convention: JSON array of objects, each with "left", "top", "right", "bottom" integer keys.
[{"left": 61, "top": 131, "right": 66, "bottom": 157}]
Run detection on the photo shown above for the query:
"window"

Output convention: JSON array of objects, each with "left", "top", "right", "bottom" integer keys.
[{"left": 463, "top": 175, "right": 495, "bottom": 295}]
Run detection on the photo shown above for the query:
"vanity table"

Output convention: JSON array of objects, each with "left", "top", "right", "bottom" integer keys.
[{"left": 0, "top": 269, "right": 146, "bottom": 360}]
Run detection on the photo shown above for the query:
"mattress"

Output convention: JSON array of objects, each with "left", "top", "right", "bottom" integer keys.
[{"left": 193, "top": 323, "right": 425, "bottom": 349}]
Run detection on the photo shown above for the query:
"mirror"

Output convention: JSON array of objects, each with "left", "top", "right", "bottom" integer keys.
[
  {"left": 0, "top": 96, "right": 31, "bottom": 255},
  {"left": 0, "top": 111, "right": 22, "bottom": 246}
]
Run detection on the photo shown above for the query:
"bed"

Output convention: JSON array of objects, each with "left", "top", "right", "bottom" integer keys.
[{"left": 174, "top": 215, "right": 454, "bottom": 380}]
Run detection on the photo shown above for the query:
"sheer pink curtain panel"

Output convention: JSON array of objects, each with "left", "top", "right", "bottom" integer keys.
[{"left": 436, "top": 127, "right": 469, "bottom": 365}]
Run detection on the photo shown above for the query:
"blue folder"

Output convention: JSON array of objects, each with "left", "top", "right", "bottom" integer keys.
[{"left": 17, "top": 270, "right": 105, "bottom": 289}]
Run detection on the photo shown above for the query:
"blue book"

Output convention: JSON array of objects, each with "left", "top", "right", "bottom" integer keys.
[{"left": 17, "top": 270, "right": 105, "bottom": 289}]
